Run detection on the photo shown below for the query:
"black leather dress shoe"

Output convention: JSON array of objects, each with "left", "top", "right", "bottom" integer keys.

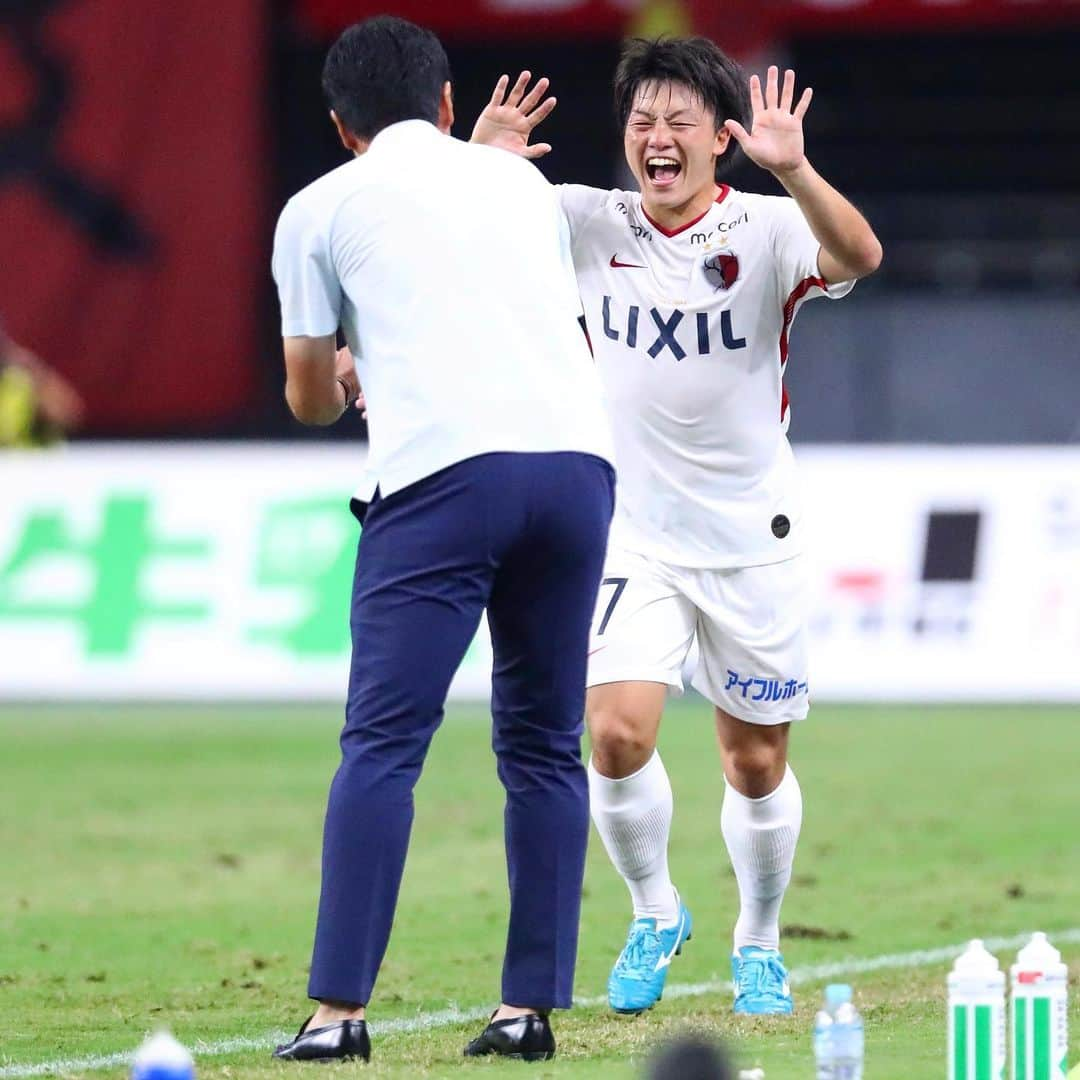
[
  {"left": 272, "top": 1015, "right": 371, "bottom": 1062},
  {"left": 463, "top": 1012, "right": 555, "bottom": 1061}
]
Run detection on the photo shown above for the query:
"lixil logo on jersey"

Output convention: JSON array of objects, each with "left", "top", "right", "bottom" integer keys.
[
  {"left": 600, "top": 295, "right": 747, "bottom": 359},
  {"left": 703, "top": 251, "right": 739, "bottom": 291}
]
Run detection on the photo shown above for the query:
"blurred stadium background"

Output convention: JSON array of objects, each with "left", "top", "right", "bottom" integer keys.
[{"left": 1, "top": 0, "right": 1078, "bottom": 705}]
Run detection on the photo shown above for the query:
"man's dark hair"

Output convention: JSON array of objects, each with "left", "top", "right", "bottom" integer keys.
[
  {"left": 322, "top": 16, "right": 451, "bottom": 142},
  {"left": 614, "top": 37, "right": 750, "bottom": 179},
  {"left": 646, "top": 1035, "right": 734, "bottom": 1080}
]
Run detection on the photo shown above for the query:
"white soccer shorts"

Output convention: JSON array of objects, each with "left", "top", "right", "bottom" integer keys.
[{"left": 586, "top": 547, "right": 810, "bottom": 725}]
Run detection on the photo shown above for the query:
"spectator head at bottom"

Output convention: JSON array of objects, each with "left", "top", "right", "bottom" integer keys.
[{"left": 646, "top": 1034, "right": 734, "bottom": 1080}]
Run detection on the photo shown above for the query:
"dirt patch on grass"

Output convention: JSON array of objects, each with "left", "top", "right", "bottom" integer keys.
[{"left": 783, "top": 924, "right": 853, "bottom": 942}]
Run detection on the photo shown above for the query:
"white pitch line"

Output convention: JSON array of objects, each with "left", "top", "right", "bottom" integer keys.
[{"left": 3, "top": 928, "right": 1077, "bottom": 1078}]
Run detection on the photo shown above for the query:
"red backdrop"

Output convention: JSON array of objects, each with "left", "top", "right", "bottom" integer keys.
[
  {"left": 0, "top": 0, "right": 265, "bottom": 434},
  {"left": 299, "top": 0, "right": 1080, "bottom": 42},
  {"left": 298, "top": 0, "right": 638, "bottom": 38},
  {"left": 689, "top": 0, "right": 1080, "bottom": 55}
]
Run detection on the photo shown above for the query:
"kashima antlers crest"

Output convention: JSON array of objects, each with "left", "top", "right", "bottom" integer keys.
[{"left": 703, "top": 251, "right": 739, "bottom": 290}]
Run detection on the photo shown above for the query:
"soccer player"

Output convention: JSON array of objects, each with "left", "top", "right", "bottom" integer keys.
[
  {"left": 270, "top": 17, "right": 614, "bottom": 1063},
  {"left": 473, "top": 39, "right": 882, "bottom": 1015}
]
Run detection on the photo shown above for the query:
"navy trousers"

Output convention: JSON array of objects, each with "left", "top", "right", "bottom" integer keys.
[{"left": 308, "top": 451, "right": 614, "bottom": 1009}]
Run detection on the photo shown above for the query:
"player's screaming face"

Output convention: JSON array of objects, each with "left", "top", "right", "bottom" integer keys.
[{"left": 624, "top": 80, "right": 730, "bottom": 213}]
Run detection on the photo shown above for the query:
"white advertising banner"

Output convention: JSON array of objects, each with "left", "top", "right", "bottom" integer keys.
[
  {"left": 0, "top": 443, "right": 1077, "bottom": 702},
  {"left": 0, "top": 444, "right": 492, "bottom": 701},
  {"left": 800, "top": 447, "right": 1080, "bottom": 701}
]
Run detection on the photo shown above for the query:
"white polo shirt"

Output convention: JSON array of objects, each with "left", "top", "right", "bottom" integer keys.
[{"left": 273, "top": 120, "right": 613, "bottom": 500}]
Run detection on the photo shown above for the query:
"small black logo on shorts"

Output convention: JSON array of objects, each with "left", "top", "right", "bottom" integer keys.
[{"left": 771, "top": 514, "right": 791, "bottom": 539}]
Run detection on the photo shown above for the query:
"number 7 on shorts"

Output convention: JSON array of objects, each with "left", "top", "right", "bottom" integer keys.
[{"left": 596, "top": 576, "right": 628, "bottom": 635}]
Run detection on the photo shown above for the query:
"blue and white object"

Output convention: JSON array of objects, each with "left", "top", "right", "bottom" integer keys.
[
  {"left": 607, "top": 901, "right": 693, "bottom": 1013},
  {"left": 813, "top": 983, "right": 864, "bottom": 1080},
  {"left": 732, "top": 946, "right": 793, "bottom": 1015},
  {"left": 130, "top": 1030, "right": 195, "bottom": 1080}
]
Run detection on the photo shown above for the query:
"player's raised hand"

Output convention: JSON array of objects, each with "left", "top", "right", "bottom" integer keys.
[
  {"left": 470, "top": 71, "right": 556, "bottom": 159},
  {"left": 724, "top": 66, "right": 811, "bottom": 176}
]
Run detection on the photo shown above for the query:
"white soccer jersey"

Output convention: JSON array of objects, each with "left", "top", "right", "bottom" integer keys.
[{"left": 560, "top": 183, "right": 853, "bottom": 569}]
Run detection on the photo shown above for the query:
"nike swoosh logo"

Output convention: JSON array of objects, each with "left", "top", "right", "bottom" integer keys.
[
  {"left": 654, "top": 911, "right": 687, "bottom": 971},
  {"left": 610, "top": 254, "right": 646, "bottom": 269}
]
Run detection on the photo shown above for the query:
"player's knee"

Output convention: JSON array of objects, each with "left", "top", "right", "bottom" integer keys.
[
  {"left": 587, "top": 704, "right": 656, "bottom": 777},
  {"left": 725, "top": 736, "right": 787, "bottom": 797}
]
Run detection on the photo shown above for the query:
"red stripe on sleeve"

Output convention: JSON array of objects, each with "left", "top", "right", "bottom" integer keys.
[{"left": 778, "top": 275, "right": 826, "bottom": 420}]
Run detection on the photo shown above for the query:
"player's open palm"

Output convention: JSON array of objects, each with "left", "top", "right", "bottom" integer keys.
[
  {"left": 470, "top": 71, "right": 556, "bottom": 160},
  {"left": 725, "top": 66, "right": 811, "bottom": 176}
]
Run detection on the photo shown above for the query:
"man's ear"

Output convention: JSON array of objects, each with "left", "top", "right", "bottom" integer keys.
[
  {"left": 437, "top": 82, "right": 454, "bottom": 134},
  {"left": 712, "top": 125, "right": 732, "bottom": 158},
  {"left": 330, "top": 109, "right": 368, "bottom": 155}
]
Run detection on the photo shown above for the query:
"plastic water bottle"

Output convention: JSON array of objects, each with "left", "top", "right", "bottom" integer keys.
[
  {"left": 814, "top": 983, "right": 864, "bottom": 1079},
  {"left": 130, "top": 1031, "right": 195, "bottom": 1080},
  {"left": 948, "top": 938, "right": 1006, "bottom": 1080},
  {"left": 1010, "top": 932, "right": 1069, "bottom": 1080}
]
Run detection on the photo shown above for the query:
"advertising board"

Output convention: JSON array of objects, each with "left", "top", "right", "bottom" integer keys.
[{"left": 1, "top": 444, "right": 1076, "bottom": 702}]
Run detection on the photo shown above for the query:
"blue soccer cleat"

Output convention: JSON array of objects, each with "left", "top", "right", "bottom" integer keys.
[
  {"left": 731, "top": 945, "right": 794, "bottom": 1015},
  {"left": 607, "top": 901, "right": 692, "bottom": 1014}
]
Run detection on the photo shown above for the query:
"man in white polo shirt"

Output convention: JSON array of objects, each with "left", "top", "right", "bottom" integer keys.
[{"left": 269, "top": 16, "right": 614, "bottom": 1065}]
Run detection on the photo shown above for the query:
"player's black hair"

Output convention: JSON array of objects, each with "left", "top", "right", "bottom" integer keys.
[
  {"left": 614, "top": 37, "right": 751, "bottom": 179},
  {"left": 646, "top": 1035, "right": 734, "bottom": 1080},
  {"left": 322, "top": 16, "right": 451, "bottom": 142}
]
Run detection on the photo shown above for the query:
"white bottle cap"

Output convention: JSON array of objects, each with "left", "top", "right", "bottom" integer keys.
[
  {"left": 132, "top": 1030, "right": 194, "bottom": 1070},
  {"left": 1015, "top": 931, "right": 1062, "bottom": 969},
  {"left": 952, "top": 939, "right": 1001, "bottom": 975}
]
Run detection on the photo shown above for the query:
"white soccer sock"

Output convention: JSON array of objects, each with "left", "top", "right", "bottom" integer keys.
[
  {"left": 721, "top": 765, "right": 803, "bottom": 953},
  {"left": 588, "top": 751, "right": 680, "bottom": 927}
]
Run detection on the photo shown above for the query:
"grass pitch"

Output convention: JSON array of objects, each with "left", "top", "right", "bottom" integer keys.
[{"left": 2, "top": 701, "right": 1078, "bottom": 1078}]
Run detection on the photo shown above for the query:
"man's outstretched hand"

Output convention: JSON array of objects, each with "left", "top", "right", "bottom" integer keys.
[
  {"left": 470, "top": 71, "right": 556, "bottom": 159},
  {"left": 724, "top": 66, "right": 812, "bottom": 177}
]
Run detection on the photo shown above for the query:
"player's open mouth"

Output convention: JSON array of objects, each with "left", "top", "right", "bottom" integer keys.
[{"left": 646, "top": 156, "right": 682, "bottom": 187}]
